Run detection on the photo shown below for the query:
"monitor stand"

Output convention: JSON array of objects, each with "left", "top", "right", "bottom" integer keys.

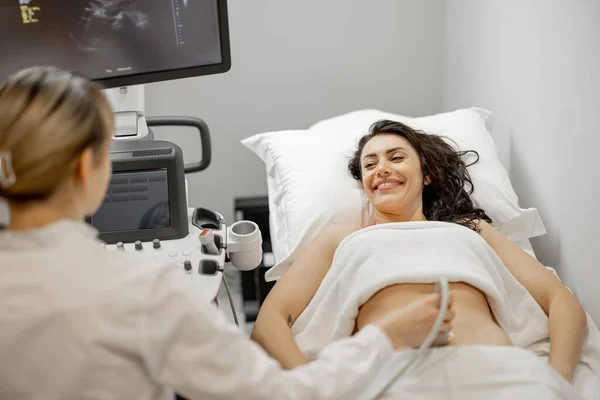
[{"left": 103, "top": 85, "right": 150, "bottom": 141}]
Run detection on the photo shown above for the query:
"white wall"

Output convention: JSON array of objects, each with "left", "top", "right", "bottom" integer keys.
[
  {"left": 145, "top": 0, "right": 444, "bottom": 224},
  {"left": 443, "top": 0, "right": 600, "bottom": 324}
]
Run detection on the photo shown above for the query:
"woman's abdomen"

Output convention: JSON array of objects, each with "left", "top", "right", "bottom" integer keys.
[{"left": 356, "top": 282, "right": 512, "bottom": 346}]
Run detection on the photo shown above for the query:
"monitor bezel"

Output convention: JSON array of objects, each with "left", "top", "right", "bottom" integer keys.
[{"left": 91, "top": 0, "right": 231, "bottom": 89}]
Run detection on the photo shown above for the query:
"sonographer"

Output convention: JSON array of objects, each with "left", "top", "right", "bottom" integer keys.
[{"left": 0, "top": 67, "right": 454, "bottom": 400}]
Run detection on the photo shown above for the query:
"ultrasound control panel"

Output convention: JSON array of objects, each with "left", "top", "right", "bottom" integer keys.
[{"left": 104, "top": 207, "right": 227, "bottom": 301}]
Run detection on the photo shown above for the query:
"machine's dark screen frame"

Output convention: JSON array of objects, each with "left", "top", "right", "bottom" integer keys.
[
  {"left": 92, "top": 0, "right": 230, "bottom": 89},
  {"left": 93, "top": 142, "right": 189, "bottom": 244}
]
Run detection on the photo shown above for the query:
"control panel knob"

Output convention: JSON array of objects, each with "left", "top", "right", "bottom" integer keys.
[
  {"left": 183, "top": 260, "right": 192, "bottom": 272},
  {"left": 116, "top": 242, "right": 125, "bottom": 251},
  {"left": 135, "top": 241, "right": 143, "bottom": 251},
  {"left": 153, "top": 239, "right": 161, "bottom": 249}
]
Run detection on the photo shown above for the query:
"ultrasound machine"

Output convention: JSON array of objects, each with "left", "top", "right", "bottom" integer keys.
[{"left": 0, "top": 0, "right": 260, "bottom": 322}]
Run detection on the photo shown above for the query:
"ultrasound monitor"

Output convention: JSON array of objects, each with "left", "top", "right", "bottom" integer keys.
[
  {"left": 0, "top": 0, "right": 230, "bottom": 88},
  {"left": 90, "top": 140, "right": 189, "bottom": 244}
]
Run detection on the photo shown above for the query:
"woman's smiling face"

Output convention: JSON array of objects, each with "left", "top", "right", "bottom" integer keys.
[{"left": 360, "top": 134, "right": 427, "bottom": 217}]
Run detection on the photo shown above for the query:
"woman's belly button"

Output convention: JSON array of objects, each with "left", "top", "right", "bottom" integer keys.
[{"left": 356, "top": 282, "right": 512, "bottom": 346}]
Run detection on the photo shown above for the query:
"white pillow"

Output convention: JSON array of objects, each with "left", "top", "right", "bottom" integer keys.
[{"left": 242, "top": 108, "right": 546, "bottom": 281}]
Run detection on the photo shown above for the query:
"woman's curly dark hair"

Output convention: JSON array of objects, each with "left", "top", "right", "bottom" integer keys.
[{"left": 348, "top": 120, "right": 491, "bottom": 233}]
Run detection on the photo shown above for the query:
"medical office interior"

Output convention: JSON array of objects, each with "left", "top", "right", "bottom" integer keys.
[{"left": 1, "top": 0, "right": 599, "bottom": 397}]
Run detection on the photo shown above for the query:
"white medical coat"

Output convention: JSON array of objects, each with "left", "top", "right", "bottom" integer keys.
[{"left": 0, "top": 220, "right": 393, "bottom": 400}]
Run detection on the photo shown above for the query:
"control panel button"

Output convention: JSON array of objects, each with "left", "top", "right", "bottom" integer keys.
[
  {"left": 182, "top": 250, "right": 192, "bottom": 256},
  {"left": 135, "top": 241, "right": 143, "bottom": 250},
  {"left": 116, "top": 242, "right": 125, "bottom": 251},
  {"left": 168, "top": 251, "right": 178, "bottom": 257},
  {"left": 183, "top": 260, "right": 192, "bottom": 272},
  {"left": 199, "top": 259, "right": 219, "bottom": 275},
  {"left": 153, "top": 239, "right": 161, "bottom": 249}
]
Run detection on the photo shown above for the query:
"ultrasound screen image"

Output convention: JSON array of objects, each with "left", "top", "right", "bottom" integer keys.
[
  {"left": 0, "top": 0, "right": 222, "bottom": 81},
  {"left": 90, "top": 169, "right": 170, "bottom": 233}
]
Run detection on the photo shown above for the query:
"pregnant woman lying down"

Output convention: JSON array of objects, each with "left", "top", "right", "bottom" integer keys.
[{"left": 251, "top": 120, "right": 590, "bottom": 390}]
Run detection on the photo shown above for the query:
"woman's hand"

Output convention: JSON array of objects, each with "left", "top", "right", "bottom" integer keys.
[{"left": 375, "top": 292, "right": 455, "bottom": 349}]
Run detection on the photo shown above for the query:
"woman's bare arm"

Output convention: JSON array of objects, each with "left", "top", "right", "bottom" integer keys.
[
  {"left": 250, "top": 223, "right": 357, "bottom": 369},
  {"left": 477, "top": 220, "right": 587, "bottom": 381}
]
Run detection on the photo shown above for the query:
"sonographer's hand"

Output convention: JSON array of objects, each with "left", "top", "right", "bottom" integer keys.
[{"left": 376, "top": 293, "right": 455, "bottom": 349}]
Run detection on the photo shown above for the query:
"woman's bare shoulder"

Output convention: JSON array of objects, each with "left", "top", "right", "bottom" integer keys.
[
  {"left": 320, "top": 221, "right": 362, "bottom": 247},
  {"left": 472, "top": 219, "right": 494, "bottom": 237}
]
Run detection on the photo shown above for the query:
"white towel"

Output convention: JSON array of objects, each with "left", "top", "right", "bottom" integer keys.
[
  {"left": 291, "top": 221, "right": 600, "bottom": 379},
  {"left": 370, "top": 346, "right": 585, "bottom": 400}
]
